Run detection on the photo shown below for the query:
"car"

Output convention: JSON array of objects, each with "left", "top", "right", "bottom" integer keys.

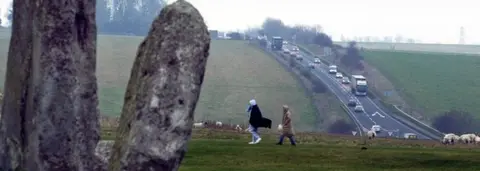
[
  {"left": 296, "top": 54, "right": 303, "bottom": 60},
  {"left": 308, "top": 62, "right": 315, "bottom": 69},
  {"left": 335, "top": 72, "right": 343, "bottom": 78},
  {"left": 354, "top": 105, "right": 364, "bottom": 113},
  {"left": 404, "top": 133, "right": 417, "bottom": 139},
  {"left": 291, "top": 46, "right": 299, "bottom": 51},
  {"left": 314, "top": 58, "right": 321, "bottom": 64},
  {"left": 371, "top": 125, "right": 381, "bottom": 132},
  {"left": 347, "top": 98, "right": 357, "bottom": 106},
  {"left": 342, "top": 77, "right": 350, "bottom": 84}
]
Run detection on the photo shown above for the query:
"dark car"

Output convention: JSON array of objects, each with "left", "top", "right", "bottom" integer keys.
[{"left": 348, "top": 98, "right": 357, "bottom": 107}]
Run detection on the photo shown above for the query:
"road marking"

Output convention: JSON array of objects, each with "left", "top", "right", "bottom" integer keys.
[
  {"left": 352, "top": 131, "right": 357, "bottom": 136},
  {"left": 388, "top": 131, "right": 393, "bottom": 136},
  {"left": 371, "top": 112, "right": 385, "bottom": 118}
]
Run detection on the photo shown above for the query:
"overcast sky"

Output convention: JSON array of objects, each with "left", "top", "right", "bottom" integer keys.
[{"left": 178, "top": 0, "right": 479, "bottom": 44}]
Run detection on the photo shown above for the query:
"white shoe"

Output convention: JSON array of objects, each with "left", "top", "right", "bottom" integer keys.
[
  {"left": 248, "top": 141, "right": 255, "bottom": 144},
  {"left": 254, "top": 138, "right": 262, "bottom": 144}
]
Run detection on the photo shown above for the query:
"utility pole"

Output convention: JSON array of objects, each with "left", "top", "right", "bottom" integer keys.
[{"left": 459, "top": 26, "right": 465, "bottom": 44}]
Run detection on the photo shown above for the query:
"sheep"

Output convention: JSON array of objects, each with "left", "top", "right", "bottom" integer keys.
[
  {"left": 367, "top": 130, "right": 376, "bottom": 139},
  {"left": 277, "top": 124, "right": 283, "bottom": 132},
  {"left": 475, "top": 136, "right": 480, "bottom": 144},
  {"left": 442, "top": 133, "right": 458, "bottom": 145},
  {"left": 193, "top": 122, "right": 207, "bottom": 128},
  {"left": 234, "top": 124, "right": 243, "bottom": 131},
  {"left": 215, "top": 121, "right": 223, "bottom": 127},
  {"left": 459, "top": 134, "right": 473, "bottom": 144}
]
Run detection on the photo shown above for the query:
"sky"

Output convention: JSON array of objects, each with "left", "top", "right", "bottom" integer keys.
[
  {"left": 177, "top": 0, "right": 480, "bottom": 44},
  {"left": 1, "top": 0, "right": 478, "bottom": 44}
]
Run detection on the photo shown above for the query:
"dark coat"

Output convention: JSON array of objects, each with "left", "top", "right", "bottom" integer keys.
[{"left": 249, "top": 105, "right": 272, "bottom": 129}]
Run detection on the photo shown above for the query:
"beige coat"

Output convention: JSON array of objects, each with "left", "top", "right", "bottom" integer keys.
[{"left": 281, "top": 105, "right": 294, "bottom": 135}]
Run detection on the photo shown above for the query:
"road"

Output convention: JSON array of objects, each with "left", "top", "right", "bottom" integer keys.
[{"left": 274, "top": 45, "right": 430, "bottom": 139}]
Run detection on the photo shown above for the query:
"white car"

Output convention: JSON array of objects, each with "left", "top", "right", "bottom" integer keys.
[
  {"left": 314, "top": 58, "right": 321, "bottom": 64},
  {"left": 308, "top": 62, "right": 315, "bottom": 69},
  {"left": 404, "top": 133, "right": 417, "bottom": 139},
  {"left": 291, "top": 46, "right": 299, "bottom": 51},
  {"left": 354, "top": 105, "right": 364, "bottom": 113},
  {"left": 335, "top": 72, "right": 343, "bottom": 78},
  {"left": 371, "top": 125, "right": 382, "bottom": 132}
]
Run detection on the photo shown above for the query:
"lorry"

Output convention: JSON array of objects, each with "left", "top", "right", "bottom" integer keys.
[
  {"left": 328, "top": 65, "right": 337, "bottom": 74},
  {"left": 271, "top": 36, "right": 283, "bottom": 51},
  {"left": 351, "top": 75, "right": 368, "bottom": 96}
]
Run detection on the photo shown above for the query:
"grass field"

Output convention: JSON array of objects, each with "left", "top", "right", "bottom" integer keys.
[
  {"left": 363, "top": 50, "right": 480, "bottom": 118},
  {"left": 0, "top": 28, "right": 317, "bottom": 131},
  {"left": 105, "top": 129, "right": 480, "bottom": 171},
  {"left": 335, "top": 41, "right": 480, "bottom": 54}
]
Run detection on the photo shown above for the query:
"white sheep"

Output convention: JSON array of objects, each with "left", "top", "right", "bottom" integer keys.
[
  {"left": 475, "top": 136, "right": 480, "bottom": 144},
  {"left": 193, "top": 122, "right": 207, "bottom": 128},
  {"left": 234, "top": 124, "right": 243, "bottom": 131},
  {"left": 367, "top": 130, "right": 376, "bottom": 139},
  {"left": 277, "top": 124, "right": 283, "bottom": 132},
  {"left": 459, "top": 134, "right": 473, "bottom": 144},
  {"left": 215, "top": 121, "right": 223, "bottom": 127},
  {"left": 442, "top": 133, "right": 458, "bottom": 145}
]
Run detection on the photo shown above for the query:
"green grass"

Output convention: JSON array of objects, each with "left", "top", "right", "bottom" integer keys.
[
  {"left": 177, "top": 129, "right": 480, "bottom": 171},
  {"left": 195, "top": 40, "right": 315, "bottom": 131},
  {"left": 363, "top": 50, "right": 480, "bottom": 118},
  {"left": 0, "top": 29, "right": 316, "bottom": 131}
]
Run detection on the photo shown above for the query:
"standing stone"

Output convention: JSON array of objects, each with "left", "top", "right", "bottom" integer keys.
[
  {"left": 107, "top": 0, "right": 210, "bottom": 170},
  {"left": 0, "top": 0, "right": 101, "bottom": 170}
]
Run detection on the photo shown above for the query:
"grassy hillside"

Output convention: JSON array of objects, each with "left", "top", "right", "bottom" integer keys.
[
  {"left": 0, "top": 30, "right": 317, "bottom": 131},
  {"left": 148, "top": 129, "right": 480, "bottom": 171},
  {"left": 363, "top": 50, "right": 480, "bottom": 118},
  {"left": 334, "top": 41, "right": 480, "bottom": 54},
  {"left": 194, "top": 40, "right": 316, "bottom": 131}
]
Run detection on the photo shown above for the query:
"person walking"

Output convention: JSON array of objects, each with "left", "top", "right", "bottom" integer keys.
[
  {"left": 246, "top": 99, "right": 271, "bottom": 144},
  {"left": 276, "top": 105, "right": 296, "bottom": 146}
]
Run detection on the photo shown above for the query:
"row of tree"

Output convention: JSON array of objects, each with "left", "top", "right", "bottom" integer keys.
[
  {"left": 1, "top": 0, "right": 165, "bottom": 36},
  {"left": 253, "top": 18, "right": 365, "bottom": 73},
  {"left": 96, "top": 0, "right": 166, "bottom": 36}
]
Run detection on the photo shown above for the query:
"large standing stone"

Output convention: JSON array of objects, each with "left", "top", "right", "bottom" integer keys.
[
  {"left": 0, "top": 0, "right": 101, "bottom": 170},
  {"left": 107, "top": 0, "right": 210, "bottom": 170}
]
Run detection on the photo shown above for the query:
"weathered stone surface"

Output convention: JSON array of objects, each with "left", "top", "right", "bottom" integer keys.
[
  {"left": 0, "top": 0, "right": 102, "bottom": 170},
  {"left": 107, "top": 0, "right": 210, "bottom": 170},
  {"left": 96, "top": 140, "right": 115, "bottom": 165}
]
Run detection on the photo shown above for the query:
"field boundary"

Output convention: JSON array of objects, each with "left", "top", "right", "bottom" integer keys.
[
  {"left": 295, "top": 43, "right": 443, "bottom": 140},
  {"left": 248, "top": 40, "right": 361, "bottom": 134},
  {"left": 392, "top": 105, "right": 444, "bottom": 137}
]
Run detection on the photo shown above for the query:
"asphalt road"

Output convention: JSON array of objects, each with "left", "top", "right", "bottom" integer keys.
[{"left": 275, "top": 45, "right": 430, "bottom": 139}]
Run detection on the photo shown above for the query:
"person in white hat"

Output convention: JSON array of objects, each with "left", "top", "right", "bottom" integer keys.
[{"left": 245, "top": 99, "right": 272, "bottom": 144}]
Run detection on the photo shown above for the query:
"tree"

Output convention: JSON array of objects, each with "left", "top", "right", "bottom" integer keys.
[
  {"left": 312, "top": 33, "right": 333, "bottom": 47},
  {"left": 261, "top": 18, "right": 287, "bottom": 38},
  {"left": 432, "top": 109, "right": 480, "bottom": 134},
  {"left": 340, "top": 41, "right": 364, "bottom": 70},
  {"left": 328, "top": 119, "right": 355, "bottom": 134}
]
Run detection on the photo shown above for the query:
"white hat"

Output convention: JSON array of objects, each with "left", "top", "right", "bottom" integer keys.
[{"left": 249, "top": 99, "right": 256, "bottom": 106}]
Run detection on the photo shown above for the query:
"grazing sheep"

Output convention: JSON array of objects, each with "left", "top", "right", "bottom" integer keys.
[
  {"left": 475, "top": 136, "right": 480, "bottom": 144},
  {"left": 442, "top": 133, "right": 458, "bottom": 145},
  {"left": 235, "top": 124, "right": 243, "bottom": 131},
  {"left": 277, "top": 124, "right": 283, "bottom": 132},
  {"left": 459, "top": 134, "right": 473, "bottom": 144},
  {"left": 367, "top": 130, "right": 376, "bottom": 139},
  {"left": 193, "top": 122, "right": 207, "bottom": 128},
  {"left": 215, "top": 121, "right": 223, "bottom": 127}
]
